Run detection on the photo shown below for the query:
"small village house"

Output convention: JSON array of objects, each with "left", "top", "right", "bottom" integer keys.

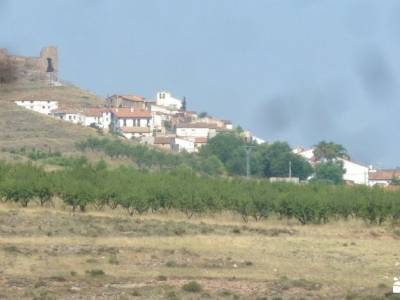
[
  {"left": 51, "top": 108, "right": 84, "bottom": 124},
  {"left": 15, "top": 100, "right": 58, "bottom": 115},
  {"left": 294, "top": 147, "right": 370, "bottom": 185},
  {"left": 174, "top": 137, "right": 196, "bottom": 153},
  {"left": 154, "top": 136, "right": 175, "bottom": 151},
  {"left": 106, "top": 94, "right": 146, "bottom": 110},
  {"left": 82, "top": 108, "right": 112, "bottom": 130},
  {"left": 176, "top": 122, "right": 217, "bottom": 139},
  {"left": 111, "top": 108, "right": 153, "bottom": 139},
  {"left": 156, "top": 91, "right": 183, "bottom": 110},
  {"left": 368, "top": 169, "right": 400, "bottom": 186}
]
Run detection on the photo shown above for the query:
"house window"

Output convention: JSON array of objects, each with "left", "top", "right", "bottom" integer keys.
[
  {"left": 68, "top": 116, "right": 72, "bottom": 120},
  {"left": 42, "top": 106, "right": 45, "bottom": 109}
]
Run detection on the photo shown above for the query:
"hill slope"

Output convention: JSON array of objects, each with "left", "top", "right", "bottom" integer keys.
[{"left": 0, "top": 81, "right": 106, "bottom": 152}]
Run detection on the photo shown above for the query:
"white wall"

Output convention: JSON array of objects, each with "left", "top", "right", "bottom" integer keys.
[
  {"left": 176, "top": 127, "right": 210, "bottom": 138},
  {"left": 118, "top": 118, "right": 149, "bottom": 127},
  {"left": 340, "top": 159, "right": 369, "bottom": 185},
  {"left": 83, "top": 116, "right": 98, "bottom": 127},
  {"left": 175, "top": 138, "right": 195, "bottom": 153},
  {"left": 54, "top": 113, "right": 84, "bottom": 124},
  {"left": 368, "top": 179, "right": 390, "bottom": 187},
  {"left": 15, "top": 100, "right": 58, "bottom": 115},
  {"left": 156, "top": 91, "right": 182, "bottom": 109},
  {"left": 82, "top": 112, "right": 111, "bottom": 130}
]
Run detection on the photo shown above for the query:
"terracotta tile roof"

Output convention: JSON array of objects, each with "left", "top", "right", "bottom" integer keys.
[
  {"left": 111, "top": 108, "right": 151, "bottom": 118},
  {"left": 84, "top": 108, "right": 110, "bottom": 117},
  {"left": 154, "top": 137, "right": 174, "bottom": 144},
  {"left": 369, "top": 170, "right": 400, "bottom": 181},
  {"left": 110, "top": 94, "right": 145, "bottom": 102},
  {"left": 51, "top": 108, "right": 81, "bottom": 114},
  {"left": 121, "top": 127, "right": 150, "bottom": 133},
  {"left": 176, "top": 122, "right": 217, "bottom": 129}
]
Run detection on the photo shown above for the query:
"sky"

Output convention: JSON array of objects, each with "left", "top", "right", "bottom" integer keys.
[{"left": 0, "top": 0, "right": 399, "bottom": 168}]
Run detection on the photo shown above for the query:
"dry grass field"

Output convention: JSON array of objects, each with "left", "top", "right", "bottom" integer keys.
[
  {"left": 0, "top": 81, "right": 105, "bottom": 153},
  {"left": 0, "top": 203, "right": 399, "bottom": 300}
]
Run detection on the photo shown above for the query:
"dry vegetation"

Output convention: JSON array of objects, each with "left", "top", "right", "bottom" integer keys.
[
  {"left": 0, "top": 202, "right": 399, "bottom": 300},
  {"left": 0, "top": 81, "right": 106, "bottom": 153}
]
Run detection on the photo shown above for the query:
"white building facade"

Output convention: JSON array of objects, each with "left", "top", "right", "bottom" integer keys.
[
  {"left": 176, "top": 123, "right": 217, "bottom": 139},
  {"left": 51, "top": 109, "right": 84, "bottom": 124},
  {"left": 156, "top": 91, "right": 183, "bottom": 110},
  {"left": 110, "top": 108, "right": 153, "bottom": 139},
  {"left": 82, "top": 108, "right": 112, "bottom": 130},
  {"left": 294, "top": 147, "right": 370, "bottom": 185},
  {"left": 15, "top": 100, "right": 58, "bottom": 115}
]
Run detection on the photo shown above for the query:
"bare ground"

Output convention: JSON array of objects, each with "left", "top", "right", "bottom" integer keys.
[{"left": 0, "top": 204, "right": 400, "bottom": 300}]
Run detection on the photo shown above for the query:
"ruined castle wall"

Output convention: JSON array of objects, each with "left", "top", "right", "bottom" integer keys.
[{"left": 0, "top": 47, "right": 58, "bottom": 82}]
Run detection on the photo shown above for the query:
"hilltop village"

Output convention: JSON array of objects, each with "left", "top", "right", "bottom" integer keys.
[
  {"left": 8, "top": 46, "right": 264, "bottom": 153},
  {"left": 16, "top": 91, "right": 254, "bottom": 153},
  {"left": 5, "top": 46, "right": 400, "bottom": 187}
]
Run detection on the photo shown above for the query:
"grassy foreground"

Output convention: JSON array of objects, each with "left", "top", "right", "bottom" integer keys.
[{"left": 0, "top": 203, "right": 399, "bottom": 300}]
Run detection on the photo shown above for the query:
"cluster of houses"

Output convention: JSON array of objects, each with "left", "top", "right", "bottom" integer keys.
[
  {"left": 293, "top": 147, "right": 400, "bottom": 187},
  {"left": 15, "top": 93, "right": 399, "bottom": 186},
  {"left": 15, "top": 91, "right": 260, "bottom": 153}
]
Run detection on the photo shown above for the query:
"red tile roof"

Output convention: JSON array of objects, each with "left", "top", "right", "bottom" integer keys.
[
  {"left": 84, "top": 108, "right": 111, "bottom": 117},
  {"left": 369, "top": 170, "right": 400, "bottom": 181},
  {"left": 51, "top": 108, "right": 81, "bottom": 114},
  {"left": 110, "top": 94, "right": 145, "bottom": 102},
  {"left": 111, "top": 108, "right": 151, "bottom": 118},
  {"left": 154, "top": 137, "right": 174, "bottom": 144}
]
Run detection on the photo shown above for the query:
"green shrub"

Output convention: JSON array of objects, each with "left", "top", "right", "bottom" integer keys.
[
  {"left": 182, "top": 281, "right": 202, "bottom": 293},
  {"left": 85, "top": 269, "right": 105, "bottom": 277}
]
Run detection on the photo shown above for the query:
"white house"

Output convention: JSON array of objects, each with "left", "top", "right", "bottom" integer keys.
[
  {"left": 339, "top": 158, "right": 369, "bottom": 185},
  {"left": 51, "top": 108, "right": 84, "bottom": 124},
  {"left": 82, "top": 108, "right": 112, "bottom": 130},
  {"left": 294, "top": 147, "right": 370, "bottom": 185},
  {"left": 293, "top": 147, "right": 316, "bottom": 162},
  {"left": 156, "top": 91, "right": 183, "bottom": 110},
  {"left": 174, "top": 137, "right": 196, "bottom": 153},
  {"left": 252, "top": 136, "right": 266, "bottom": 145},
  {"left": 368, "top": 169, "right": 400, "bottom": 186},
  {"left": 176, "top": 123, "right": 217, "bottom": 139},
  {"left": 111, "top": 108, "right": 153, "bottom": 139},
  {"left": 15, "top": 100, "right": 58, "bottom": 115}
]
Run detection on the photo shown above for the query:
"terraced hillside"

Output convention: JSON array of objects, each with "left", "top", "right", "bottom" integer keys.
[{"left": 0, "top": 81, "right": 106, "bottom": 153}]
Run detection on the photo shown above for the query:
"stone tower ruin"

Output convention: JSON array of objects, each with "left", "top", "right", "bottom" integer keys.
[{"left": 0, "top": 46, "right": 59, "bottom": 82}]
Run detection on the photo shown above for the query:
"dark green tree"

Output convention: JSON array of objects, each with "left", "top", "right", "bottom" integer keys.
[
  {"left": 313, "top": 160, "right": 345, "bottom": 185},
  {"left": 262, "top": 142, "right": 313, "bottom": 180},
  {"left": 314, "top": 141, "right": 349, "bottom": 161}
]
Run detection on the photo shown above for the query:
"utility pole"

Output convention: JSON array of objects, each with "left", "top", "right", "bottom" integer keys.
[
  {"left": 289, "top": 160, "right": 292, "bottom": 178},
  {"left": 245, "top": 146, "right": 255, "bottom": 179}
]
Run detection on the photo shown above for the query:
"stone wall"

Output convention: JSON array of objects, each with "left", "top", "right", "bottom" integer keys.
[{"left": 0, "top": 46, "right": 58, "bottom": 82}]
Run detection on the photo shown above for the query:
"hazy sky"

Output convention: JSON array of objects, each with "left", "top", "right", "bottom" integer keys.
[{"left": 1, "top": 0, "right": 399, "bottom": 167}]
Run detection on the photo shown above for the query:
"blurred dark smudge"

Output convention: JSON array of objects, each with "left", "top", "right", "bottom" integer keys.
[{"left": 357, "top": 49, "right": 397, "bottom": 101}]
